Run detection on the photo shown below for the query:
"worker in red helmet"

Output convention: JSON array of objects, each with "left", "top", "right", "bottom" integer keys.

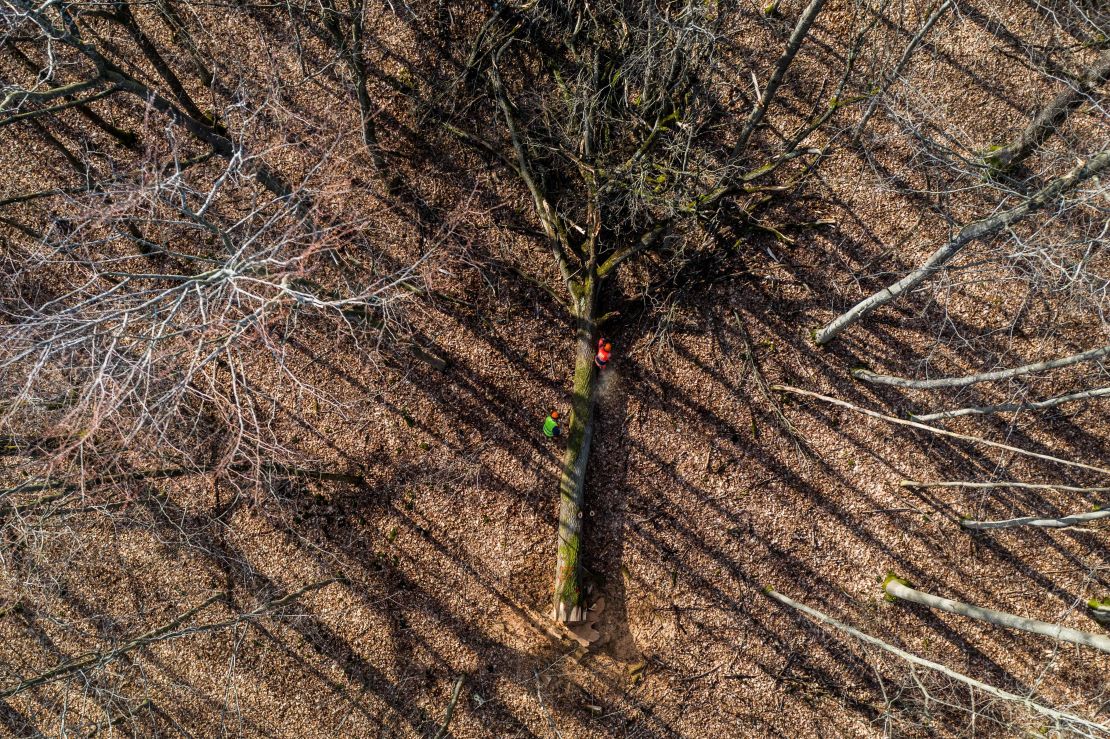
[{"left": 595, "top": 338, "right": 612, "bottom": 369}]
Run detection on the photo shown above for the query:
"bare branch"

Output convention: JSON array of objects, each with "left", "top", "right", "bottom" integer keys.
[
  {"left": 816, "top": 148, "right": 1110, "bottom": 344},
  {"left": 767, "top": 588, "right": 1110, "bottom": 735},
  {"left": 959, "top": 508, "right": 1109, "bottom": 529},
  {"left": 884, "top": 576, "right": 1110, "bottom": 653},
  {"left": 854, "top": 0, "right": 953, "bottom": 141},
  {"left": 771, "top": 384, "right": 1110, "bottom": 475},
  {"left": 854, "top": 344, "right": 1110, "bottom": 389},
  {"left": 733, "top": 0, "right": 829, "bottom": 156},
  {"left": 986, "top": 49, "right": 1110, "bottom": 171},
  {"left": 901, "top": 479, "right": 1110, "bottom": 494},
  {"left": 914, "top": 385, "right": 1110, "bottom": 421}
]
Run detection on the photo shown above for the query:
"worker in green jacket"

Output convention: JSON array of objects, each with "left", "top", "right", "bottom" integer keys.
[{"left": 543, "top": 411, "right": 561, "bottom": 438}]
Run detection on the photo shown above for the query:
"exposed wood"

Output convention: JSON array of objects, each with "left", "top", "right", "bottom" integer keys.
[{"left": 914, "top": 385, "right": 1110, "bottom": 421}]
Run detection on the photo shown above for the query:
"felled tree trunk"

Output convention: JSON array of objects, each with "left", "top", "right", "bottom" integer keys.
[{"left": 552, "top": 277, "right": 600, "bottom": 624}]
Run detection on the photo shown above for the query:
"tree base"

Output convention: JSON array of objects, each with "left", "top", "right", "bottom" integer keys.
[{"left": 552, "top": 601, "right": 585, "bottom": 624}]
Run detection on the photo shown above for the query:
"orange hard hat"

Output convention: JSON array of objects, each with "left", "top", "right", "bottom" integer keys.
[
  {"left": 604, "top": 343, "right": 612, "bottom": 351},
  {"left": 551, "top": 411, "right": 559, "bottom": 419}
]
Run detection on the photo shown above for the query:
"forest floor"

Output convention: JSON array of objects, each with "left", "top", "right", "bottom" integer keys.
[{"left": 2, "top": 1, "right": 1108, "bottom": 737}]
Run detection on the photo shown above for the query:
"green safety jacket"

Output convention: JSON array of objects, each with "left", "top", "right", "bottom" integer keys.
[{"left": 543, "top": 415, "right": 558, "bottom": 437}]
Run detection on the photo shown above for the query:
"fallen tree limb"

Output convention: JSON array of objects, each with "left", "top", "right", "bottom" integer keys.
[
  {"left": 732, "top": 311, "right": 806, "bottom": 454},
  {"left": 960, "top": 508, "right": 1109, "bottom": 530},
  {"left": 0, "top": 577, "right": 342, "bottom": 699},
  {"left": 815, "top": 149, "right": 1110, "bottom": 345},
  {"left": 901, "top": 480, "right": 1110, "bottom": 493},
  {"left": 986, "top": 50, "right": 1110, "bottom": 171},
  {"left": 883, "top": 576, "right": 1110, "bottom": 654},
  {"left": 770, "top": 384, "right": 1110, "bottom": 475},
  {"left": 733, "top": 0, "right": 828, "bottom": 156},
  {"left": 914, "top": 385, "right": 1110, "bottom": 421},
  {"left": 854, "top": 0, "right": 953, "bottom": 140},
  {"left": 432, "top": 676, "right": 465, "bottom": 739},
  {"left": 765, "top": 587, "right": 1109, "bottom": 735},
  {"left": 853, "top": 344, "right": 1110, "bottom": 389},
  {"left": 0, "top": 85, "right": 125, "bottom": 128},
  {"left": 0, "top": 593, "right": 224, "bottom": 699},
  {"left": 1, "top": 463, "right": 364, "bottom": 499}
]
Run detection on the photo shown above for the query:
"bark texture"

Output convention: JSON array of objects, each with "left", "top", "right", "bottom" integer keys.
[{"left": 552, "top": 281, "right": 600, "bottom": 623}]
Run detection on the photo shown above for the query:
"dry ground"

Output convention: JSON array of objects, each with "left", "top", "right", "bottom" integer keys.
[{"left": 1, "top": 0, "right": 1108, "bottom": 737}]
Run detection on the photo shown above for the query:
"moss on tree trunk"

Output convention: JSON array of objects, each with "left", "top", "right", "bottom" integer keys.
[{"left": 552, "top": 280, "right": 599, "bottom": 623}]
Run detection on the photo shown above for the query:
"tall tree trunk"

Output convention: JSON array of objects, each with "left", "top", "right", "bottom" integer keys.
[{"left": 552, "top": 277, "right": 600, "bottom": 623}]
